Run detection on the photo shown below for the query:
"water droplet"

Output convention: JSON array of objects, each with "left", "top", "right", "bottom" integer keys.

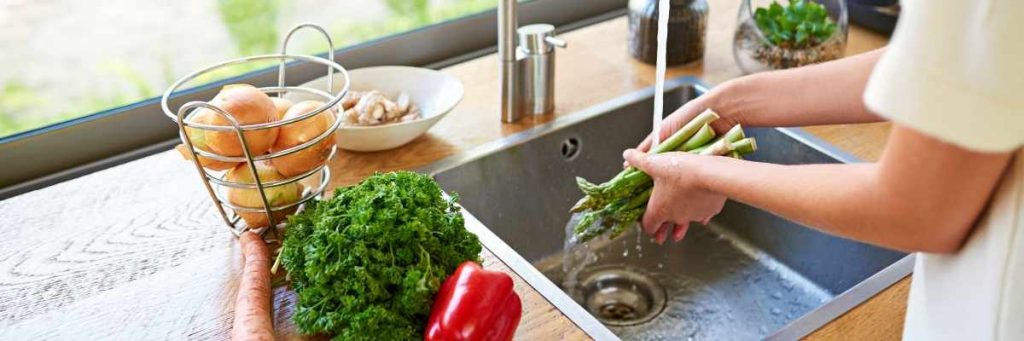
[
  {"left": 636, "top": 230, "right": 644, "bottom": 258},
  {"left": 770, "top": 307, "right": 781, "bottom": 316},
  {"left": 771, "top": 291, "right": 782, "bottom": 300}
]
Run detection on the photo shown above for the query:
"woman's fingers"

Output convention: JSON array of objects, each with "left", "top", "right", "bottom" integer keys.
[
  {"left": 622, "top": 149, "right": 657, "bottom": 174},
  {"left": 623, "top": 149, "right": 645, "bottom": 169},
  {"left": 641, "top": 191, "right": 667, "bottom": 235},
  {"left": 655, "top": 224, "right": 671, "bottom": 245},
  {"left": 649, "top": 223, "right": 692, "bottom": 244},
  {"left": 626, "top": 136, "right": 655, "bottom": 168},
  {"left": 635, "top": 120, "right": 679, "bottom": 153},
  {"left": 623, "top": 148, "right": 723, "bottom": 245},
  {"left": 642, "top": 205, "right": 666, "bottom": 235},
  {"left": 672, "top": 224, "right": 689, "bottom": 242},
  {"left": 626, "top": 150, "right": 672, "bottom": 236},
  {"left": 636, "top": 134, "right": 653, "bottom": 154}
]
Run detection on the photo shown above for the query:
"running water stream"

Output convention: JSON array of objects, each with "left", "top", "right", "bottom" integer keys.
[
  {"left": 562, "top": 0, "right": 670, "bottom": 297},
  {"left": 651, "top": 0, "right": 671, "bottom": 150},
  {"left": 562, "top": 213, "right": 598, "bottom": 301}
]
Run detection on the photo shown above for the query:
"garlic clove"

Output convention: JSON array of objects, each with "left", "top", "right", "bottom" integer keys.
[
  {"left": 343, "top": 108, "right": 359, "bottom": 125},
  {"left": 341, "top": 91, "right": 363, "bottom": 110},
  {"left": 381, "top": 98, "right": 399, "bottom": 117},
  {"left": 370, "top": 103, "right": 385, "bottom": 120},
  {"left": 400, "top": 113, "right": 420, "bottom": 122},
  {"left": 354, "top": 91, "right": 381, "bottom": 113},
  {"left": 396, "top": 92, "right": 411, "bottom": 113}
]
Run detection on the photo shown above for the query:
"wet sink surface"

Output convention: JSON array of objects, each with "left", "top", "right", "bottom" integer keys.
[
  {"left": 536, "top": 223, "right": 833, "bottom": 340},
  {"left": 425, "top": 77, "right": 911, "bottom": 340}
]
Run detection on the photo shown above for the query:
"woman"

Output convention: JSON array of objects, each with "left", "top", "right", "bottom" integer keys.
[{"left": 626, "top": 1, "right": 1023, "bottom": 339}]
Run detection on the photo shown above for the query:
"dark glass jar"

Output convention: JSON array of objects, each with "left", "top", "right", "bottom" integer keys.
[{"left": 628, "top": 0, "right": 708, "bottom": 65}]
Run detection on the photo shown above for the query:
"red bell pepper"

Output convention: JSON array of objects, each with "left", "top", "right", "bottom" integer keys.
[{"left": 425, "top": 261, "right": 522, "bottom": 341}]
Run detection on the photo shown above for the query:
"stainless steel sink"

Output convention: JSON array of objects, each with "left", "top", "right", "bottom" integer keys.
[{"left": 421, "top": 77, "right": 913, "bottom": 340}]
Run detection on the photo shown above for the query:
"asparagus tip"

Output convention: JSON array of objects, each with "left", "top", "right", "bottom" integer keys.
[{"left": 570, "top": 196, "right": 591, "bottom": 213}]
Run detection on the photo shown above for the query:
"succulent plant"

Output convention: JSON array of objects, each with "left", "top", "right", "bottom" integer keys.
[{"left": 754, "top": 0, "right": 838, "bottom": 48}]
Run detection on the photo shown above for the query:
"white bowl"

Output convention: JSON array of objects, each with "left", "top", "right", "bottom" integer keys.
[{"left": 289, "top": 66, "right": 464, "bottom": 152}]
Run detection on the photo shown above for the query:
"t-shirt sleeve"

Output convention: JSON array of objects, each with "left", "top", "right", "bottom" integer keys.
[{"left": 863, "top": 0, "right": 1024, "bottom": 152}]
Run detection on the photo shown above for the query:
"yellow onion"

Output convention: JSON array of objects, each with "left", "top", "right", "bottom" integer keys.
[
  {"left": 201, "top": 84, "right": 279, "bottom": 156},
  {"left": 270, "top": 100, "right": 337, "bottom": 178},
  {"left": 175, "top": 112, "right": 239, "bottom": 171},
  {"left": 225, "top": 162, "right": 303, "bottom": 227},
  {"left": 270, "top": 97, "right": 293, "bottom": 120}
]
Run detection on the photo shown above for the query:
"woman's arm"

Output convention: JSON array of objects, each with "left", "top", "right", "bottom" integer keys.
[
  {"left": 638, "top": 48, "right": 887, "bottom": 151},
  {"left": 715, "top": 48, "right": 886, "bottom": 127},
  {"left": 625, "top": 125, "right": 1012, "bottom": 252}
]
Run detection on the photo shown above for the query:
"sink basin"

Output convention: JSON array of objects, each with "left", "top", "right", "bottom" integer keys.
[{"left": 421, "top": 77, "right": 913, "bottom": 340}]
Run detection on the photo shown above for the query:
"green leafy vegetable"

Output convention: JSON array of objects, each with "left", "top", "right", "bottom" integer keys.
[
  {"left": 280, "top": 171, "right": 482, "bottom": 340},
  {"left": 753, "top": 0, "right": 837, "bottom": 48}
]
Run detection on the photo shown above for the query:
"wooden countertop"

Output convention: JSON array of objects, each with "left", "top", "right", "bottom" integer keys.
[{"left": 0, "top": 1, "right": 907, "bottom": 339}]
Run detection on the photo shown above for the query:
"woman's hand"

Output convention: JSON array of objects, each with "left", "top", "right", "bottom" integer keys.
[
  {"left": 634, "top": 85, "right": 739, "bottom": 154},
  {"left": 624, "top": 83, "right": 740, "bottom": 168},
  {"left": 623, "top": 149, "right": 726, "bottom": 244}
]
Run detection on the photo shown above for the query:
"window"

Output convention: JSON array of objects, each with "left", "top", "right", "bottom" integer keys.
[
  {"left": 0, "top": 0, "right": 623, "bottom": 198},
  {"left": 0, "top": 0, "right": 494, "bottom": 139}
]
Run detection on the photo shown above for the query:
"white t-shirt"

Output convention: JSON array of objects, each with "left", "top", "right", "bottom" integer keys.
[{"left": 863, "top": 1, "right": 1024, "bottom": 340}]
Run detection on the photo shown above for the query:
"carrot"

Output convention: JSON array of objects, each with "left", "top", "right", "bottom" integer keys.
[{"left": 232, "top": 231, "right": 275, "bottom": 341}]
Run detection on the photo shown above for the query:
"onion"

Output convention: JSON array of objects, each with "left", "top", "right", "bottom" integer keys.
[
  {"left": 270, "top": 97, "right": 293, "bottom": 120},
  {"left": 225, "top": 162, "right": 304, "bottom": 227},
  {"left": 270, "top": 100, "right": 337, "bottom": 178},
  {"left": 201, "top": 84, "right": 279, "bottom": 156},
  {"left": 176, "top": 111, "right": 239, "bottom": 171},
  {"left": 175, "top": 144, "right": 238, "bottom": 171}
]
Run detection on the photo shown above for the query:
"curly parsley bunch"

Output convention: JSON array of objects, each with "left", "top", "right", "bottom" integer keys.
[{"left": 281, "top": 171, "right": 482, "bottom": 340}]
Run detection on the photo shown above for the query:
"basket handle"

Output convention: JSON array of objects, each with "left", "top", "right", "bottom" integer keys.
[
  {"left": 177, "top": 101, "right": 276, "bottom": 238},
  {"left": 278, "top": 24, "right": 336, "bottom": 95}
]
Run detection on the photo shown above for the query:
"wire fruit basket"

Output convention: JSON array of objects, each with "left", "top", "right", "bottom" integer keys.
[{"left": 160, "top": 24, "right": 349, "bottom": 240}]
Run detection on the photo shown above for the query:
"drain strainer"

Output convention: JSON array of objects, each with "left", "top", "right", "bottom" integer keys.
[
  {"left": 579, "top": 267, "right": 667, "bottom": 326},
  {"left": 560, "top": 137, "right": 581, "bottom": 160}
]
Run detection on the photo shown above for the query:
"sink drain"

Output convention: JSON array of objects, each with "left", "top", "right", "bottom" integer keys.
[
  {"left": 579, "top": 267, "right": 666, "bottom": 326},
  {"left": 560, "top": 137, "right": 581, "bottom": 160}
]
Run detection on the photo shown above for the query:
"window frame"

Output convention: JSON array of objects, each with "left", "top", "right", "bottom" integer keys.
[{"left": 0, "top": 0, "right": 626, "bottom": 199}]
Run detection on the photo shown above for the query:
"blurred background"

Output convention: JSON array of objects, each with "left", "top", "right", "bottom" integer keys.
[{"left": 0, "top": 0, "right": 494, "bottom": 138}]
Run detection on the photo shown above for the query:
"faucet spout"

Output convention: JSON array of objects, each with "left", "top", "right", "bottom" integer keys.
[{"left": 499, "top": 0, "right": 519, "bottom": 123}]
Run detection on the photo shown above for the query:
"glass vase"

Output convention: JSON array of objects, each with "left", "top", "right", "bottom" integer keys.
[{"left": 733, "top": 0, "right": 849, "bottom": 74}]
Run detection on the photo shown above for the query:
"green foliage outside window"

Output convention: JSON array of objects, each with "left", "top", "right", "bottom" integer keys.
[{"left": 0, "top": 0, "right": 494, "bottom": 138}]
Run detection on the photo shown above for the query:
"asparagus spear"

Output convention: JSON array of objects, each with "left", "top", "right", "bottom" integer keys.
[
  {"left": 732, "top": 137, "right": 757, "bottom": 155},
  {"left": 652, "top": 109, "right": 721, "bottom": 153},
  {"left": 570, "top": 121, "right": 717, "bottom": 213},
  {"left": 571, "top": 113, "right": 762, "bottom": 242},
  {"left": 681, "top": 124, "right": 716, "bottom": 151},
  {"left": 689, "top": 124, "right": 745, "bottom": 154}
]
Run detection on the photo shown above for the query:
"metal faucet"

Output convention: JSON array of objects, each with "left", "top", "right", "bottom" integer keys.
[{"left": 499, "top": 0, "right": 567, "bottom": 123}]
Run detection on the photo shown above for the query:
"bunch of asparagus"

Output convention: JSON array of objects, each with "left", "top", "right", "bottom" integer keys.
[{"left": 570, "top": 109, "right": 757, "bottom": 242}]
